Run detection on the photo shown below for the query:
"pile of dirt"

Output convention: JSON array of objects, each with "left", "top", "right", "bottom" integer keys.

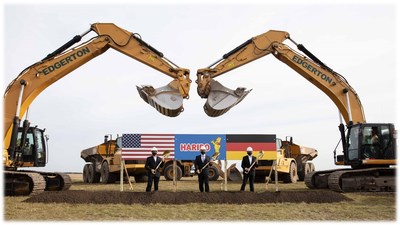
[{"left": 24, "top": 190, "right": 352, "bottom": 204}]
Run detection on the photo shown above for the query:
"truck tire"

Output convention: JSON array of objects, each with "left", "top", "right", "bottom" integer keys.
[
  {"left": 82, "top": 164, "right": 89, "bottom": 183},
  {"left": 100, "top": 161, "right": 117, "bottom": 184},
  {"left": 254, "top": 174, "right": 266, "bottom": 183},
  {"left": 298, "top": 163, "right": 311, "bottom": 181},
  {"left": 88, "top": 163, "right": 101, "bottom": 183},
  {"left": 282, "top": 162, "right": 297, "bottom": 183},
  {"left": 163, "top": 164, "right": 182, "bottom": 181},
  {"left": 208, "top": 165, "right": 220, "bottom": 181}
]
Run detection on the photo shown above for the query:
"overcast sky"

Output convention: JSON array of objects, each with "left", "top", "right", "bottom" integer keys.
[{"left": 2, "top": 0, "right": 398, "bottom": 173}]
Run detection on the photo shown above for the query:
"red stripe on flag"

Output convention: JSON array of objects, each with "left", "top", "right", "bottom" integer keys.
[
  {"left": 142, "top": 134, "right": 174, "bottom": 136},
  {"left": 226, "top": 142, "right": 276, "bottom": 151},
  {"left": 141, "top": 138, "right": 174, "bottom": 140}
]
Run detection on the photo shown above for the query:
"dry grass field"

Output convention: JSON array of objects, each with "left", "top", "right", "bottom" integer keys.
[{"left": 3, "top": 173, "right": 397, "bottom": 221}]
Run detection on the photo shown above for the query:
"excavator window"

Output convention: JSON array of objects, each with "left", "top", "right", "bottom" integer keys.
[
  {"left": 348, "top": 124, "right": 394, "bottom": 161},
  {"left": 16, "top": 133, "right": 34, "bottom": 155},
  {"left": 347, "top": 128, "right": 360, "bottom": 161},
  {"left": 35, "top": 129, "right": 46, "bottom": 166},
  {"left": 377, "top": 125, "right": 394, "bottom": 159},
  {"left": 361, "top": 126, "right": 385, "bottom": 159}
]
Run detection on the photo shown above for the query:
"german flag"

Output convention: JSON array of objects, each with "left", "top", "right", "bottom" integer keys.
[{"left": 226, "top": 134, "right": 277, "bottom": 160}]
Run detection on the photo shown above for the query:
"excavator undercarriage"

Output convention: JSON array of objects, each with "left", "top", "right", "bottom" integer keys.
[
  {"left": 305, "top": 167, "right": 395, "bottom": 192},
  {"left": 5, "top": 170, "right": 71, "bottom": 196}
]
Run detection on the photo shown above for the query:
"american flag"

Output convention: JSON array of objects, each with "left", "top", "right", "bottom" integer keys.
[{"left": 121, "top": 134, "right": 175, "bottom": 160}]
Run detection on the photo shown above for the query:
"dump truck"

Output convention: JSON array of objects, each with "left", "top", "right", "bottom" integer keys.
[
  {"left": 81, "top": 135, "right": 148, "bottom": 183},
  {"left": 255, "top": 137, "right": 318, "bottom": 183}
]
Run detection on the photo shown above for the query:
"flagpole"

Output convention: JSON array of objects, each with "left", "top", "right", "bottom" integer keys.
[
  {"left": 274, "top": 160, "right": 279, "bottom": 192},
  {"left": 120, "top": 159, "right": 124, "bottom": 192},
  {"left": 220, "top": 160, "right": 223, "bottom": 191},
  {"left": 224, "top": 159, "right": 228, "bottom": 191},
  {"left": 265, "top": 160, "right": 275, "bottom": 191},
  {"left": 173, "top": 160, "right": 177, "bottom": 192},
  {"left": 123, "top": 160, "right": 134, "bottom": 190}
]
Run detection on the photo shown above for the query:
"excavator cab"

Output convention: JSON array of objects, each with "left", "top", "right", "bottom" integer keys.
[
  {"left": 9, "top": 126, "right": 47, "bottom": 168},
  {"left": 5, "top": 125, "right": 71, "bottom": 196},
  {"left": 338, "top": 123, "right": 396, "bottom": 167}
]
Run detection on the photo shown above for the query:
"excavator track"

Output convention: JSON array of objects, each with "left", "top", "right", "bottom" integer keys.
[
  {"left": 39, "top": 171, "right": 72, "bottom": 191},
  {"left": 327, "top": 167, "right": 395, "bottom": 192},
  {"left": 5, "top": 171, "right": 46, "bottom": 196},
  {"left": 4, "top": 170, "right": 72, "bottom": 196},
  {"left": 304, "top": 169, "right": 348, "bottom": 189}
]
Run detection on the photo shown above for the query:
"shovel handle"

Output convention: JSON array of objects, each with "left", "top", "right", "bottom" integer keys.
[{"left": 244, "top": 153, "right": 263, "bottom": 174}]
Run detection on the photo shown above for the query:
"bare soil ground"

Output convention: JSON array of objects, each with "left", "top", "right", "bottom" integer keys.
[{"left": 24, "top": 189, "right": 351, "bottom": 204}]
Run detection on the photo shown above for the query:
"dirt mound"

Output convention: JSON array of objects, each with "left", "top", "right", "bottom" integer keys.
[{"left": 24, "top": 190, "right": 351, "bottom": 204}]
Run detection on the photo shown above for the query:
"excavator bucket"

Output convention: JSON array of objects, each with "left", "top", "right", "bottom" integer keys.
[
  {"left": 204, "top": 79, "right": 252, "bottom": 117},
  {"left": 227, "top": 163, "right": 243, "bottom": 182},
  {"left": 137, "top": 84, "right": 184, "bottom": 117}
]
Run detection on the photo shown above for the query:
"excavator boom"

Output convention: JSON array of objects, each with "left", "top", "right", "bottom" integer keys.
[
  {"left": 4, "top": 23, "right": 191, "bottom": 148},
  {"left": 196, "top": 30, "right": 289, "bottom": 117},
  {"left": 196, "top": 30, "right": 365, "bottom": 124}
]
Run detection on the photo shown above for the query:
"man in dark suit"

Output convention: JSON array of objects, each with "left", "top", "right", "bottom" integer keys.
[
  {"left": 240, "top": 146, "right": 258, "bottom": 192},
  {"left": 145, "top": 147, "right": 164, "bottom": 192},
  {"left": 194, "top": 146, "right": 211, "bottom": 192}
]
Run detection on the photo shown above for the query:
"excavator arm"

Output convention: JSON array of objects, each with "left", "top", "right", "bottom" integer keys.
[
  {"left": 4, "top": 23, "right": 191, "bottom": 149},
  {"left": 196, "top": 30, "right": 365, "bottom": 124}
]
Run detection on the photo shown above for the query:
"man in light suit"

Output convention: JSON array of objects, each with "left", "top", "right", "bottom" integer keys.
[
  {"left": 194, "top": 146, "right": 211, "bottom": 192},
  {"left": 145, "top": 147, "right": 164, "bottom": 192},
  {"left": 240, "top": 146, "right": 258, "bottom": 192}
]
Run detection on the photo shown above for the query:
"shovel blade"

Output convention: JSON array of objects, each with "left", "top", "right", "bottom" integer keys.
[
  {"left": 137, "top": 84, "right": 184, "bottom": 117},
  {"left": 204, "top": 79, "right": 251, "bottom": 117}
]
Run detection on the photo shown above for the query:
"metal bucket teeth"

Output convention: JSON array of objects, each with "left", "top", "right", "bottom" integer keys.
[
  {"left": 137, "top": 85, "right": 184, "bottom": 117},
  {"left": 204, "top": 79, "right": 251, "bottom": 117}
]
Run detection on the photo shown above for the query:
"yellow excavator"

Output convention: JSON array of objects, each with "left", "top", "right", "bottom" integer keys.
[
  {"left": 4, "top": 23, "right": 191, "bottom": 196},
  {"left": 196, "top": 30, "right": 396, "bottom": 192}
]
